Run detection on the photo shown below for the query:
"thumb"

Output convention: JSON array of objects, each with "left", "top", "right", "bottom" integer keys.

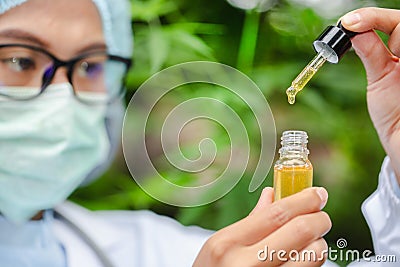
[
  {"left": 341, "top": 8, "right": 399, "bottom": 84},
  {"left": 350, "top": 31, "right": 396, "bottom": 84},
  {"left": 249, "top": 187, "right": 274, "bottom": 216}
]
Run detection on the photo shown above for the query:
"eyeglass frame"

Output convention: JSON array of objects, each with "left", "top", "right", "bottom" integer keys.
[{"left": 0, "top": 43, "right": 132, "bottom": 103}]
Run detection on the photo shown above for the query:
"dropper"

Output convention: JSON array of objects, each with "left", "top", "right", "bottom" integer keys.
[{"left": 286, "top": 21, "right": 358, "bottom": 104}]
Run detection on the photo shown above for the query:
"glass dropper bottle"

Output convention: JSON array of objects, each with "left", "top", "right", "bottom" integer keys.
[
  {"left": 286, "top": 21, "right": 358, "bottom": 104},
  {"left": 274, "top": 130, "right": 312, "bottom": 201}
]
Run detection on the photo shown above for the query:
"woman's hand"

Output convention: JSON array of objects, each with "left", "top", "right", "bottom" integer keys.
[
  {"left": 342, "top": 7, "right": 400, "bottom": 183},
  {"left": 193, "top": 187, "right": 331, "bottom": 266}
]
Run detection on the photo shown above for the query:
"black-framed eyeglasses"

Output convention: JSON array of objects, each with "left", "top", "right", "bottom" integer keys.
[{"left": 0, "top": 44, "right": 132, "bottom": 104}]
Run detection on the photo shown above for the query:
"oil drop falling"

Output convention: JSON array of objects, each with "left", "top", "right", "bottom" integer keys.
[{"left": 286, "top": 86, "right": 296, "bottom": 105}]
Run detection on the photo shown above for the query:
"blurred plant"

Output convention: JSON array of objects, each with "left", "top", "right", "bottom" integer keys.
[
  {"left": 227, "top": 0, "right": 277, "bottom": 12},
  {"left": 126, "top": 0, "right": 224, "bottom": 87}
]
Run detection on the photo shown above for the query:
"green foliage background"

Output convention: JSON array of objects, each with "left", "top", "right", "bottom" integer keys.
[{"left": 71, "top": 0, "right": 400, "bottom": 265}]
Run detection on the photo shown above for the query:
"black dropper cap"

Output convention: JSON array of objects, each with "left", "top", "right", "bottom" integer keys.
[{"left": 312, "top": 21, "right": 358, "bottom": 64}]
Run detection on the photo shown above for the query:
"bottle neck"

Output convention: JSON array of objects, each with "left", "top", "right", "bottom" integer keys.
[
  {"left": 279, "top": 145, "right": 309, "bottom": 160},
  {"left": 278, "top": 130, "right": 309, "bottom": 160}
]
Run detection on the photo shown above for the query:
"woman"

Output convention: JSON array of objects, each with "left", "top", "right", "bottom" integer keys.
[{"left": 0, "top": 0, "right": 397, "bottom": 266}]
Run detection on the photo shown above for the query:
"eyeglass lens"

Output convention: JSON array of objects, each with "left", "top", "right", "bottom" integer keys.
[{"left": 0, "top": 45, "right": 128, "bottom": 103}]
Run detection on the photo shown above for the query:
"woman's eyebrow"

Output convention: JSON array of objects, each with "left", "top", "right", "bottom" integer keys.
[
  {"left": 0, "top": 29, "right": 49, "bottom": 47},
  {"left": 75, "top": 42, "right": 107, "bottom": 54},
  {"left": 0, "top": 29, "right": 107, "bottom": 55}
]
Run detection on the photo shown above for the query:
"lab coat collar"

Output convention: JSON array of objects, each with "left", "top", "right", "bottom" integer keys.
[
  {"left": 54, "top": 201, "right": 123, "bottom": 248},
  {"left": 54, "top": 202, "right": 124, "bottom": 267}
]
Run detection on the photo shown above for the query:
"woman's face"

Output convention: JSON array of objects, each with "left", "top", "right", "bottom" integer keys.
[{"left": 0, "top": 0, "right": 105, "bottom": 85}]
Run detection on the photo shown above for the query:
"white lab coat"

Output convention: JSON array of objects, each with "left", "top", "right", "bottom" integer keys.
[
  {"left": 53, "top": 203, "right": 211, "bottom": 267},
  {"left": 52, "top": 157, "right": 399, "bottom": 267},
  {"left": 347, "top": 157, "right": 400, "bottom": 267}
]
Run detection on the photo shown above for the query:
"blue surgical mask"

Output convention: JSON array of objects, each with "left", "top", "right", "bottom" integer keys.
[{"left": 0, "top": 83, "right": 110, "bottom": 224}]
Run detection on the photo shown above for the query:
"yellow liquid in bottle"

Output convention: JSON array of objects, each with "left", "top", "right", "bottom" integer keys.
[{"left": 274, "top": 164, "right": 313, "bottom": 201}]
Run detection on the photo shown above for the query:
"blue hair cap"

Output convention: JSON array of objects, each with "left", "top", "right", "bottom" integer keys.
[
  {"left": 0, "top": 0, "right": 133, "bottom": 58},
  {"left": 0, "top": 0, "right": 26, "bottom": 13},
  {"left": 92, "top": 0, "right": 133, "bottom": 57}
]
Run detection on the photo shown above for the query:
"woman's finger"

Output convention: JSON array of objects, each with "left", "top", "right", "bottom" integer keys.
[
  {"left": 388, "top": 24, "right": 400, "bottom": 57},
  {"left": 349, "top": 31, "right": 396, "bottom": 84},
  {"left": 249, "top": 187, "right": 274, "bottom": 216},
  {"left": 220, "top": 187, "right": 328, "bottom": 246},
  {"left": 281, "top": 238, "right": 328, "bottom": 267},
  {"left": 340, "top": 7, "right": 400, "bottom": 84},
  {"left": 250, "top": 211, "right": 331, "bottom": 267},
  {"left": 341, "top": 7, "right": 400, "bottom": 35}
]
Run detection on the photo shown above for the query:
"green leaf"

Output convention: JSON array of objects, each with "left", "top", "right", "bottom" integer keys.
[
  {"left": 167, "top": 28, "right": 214, "bottom": 59},
  {"left": 131, "top": 0, "right": 177, "bottom": 22},
  {"left": 148, "top": 25, "right": 170, "bottom": 73}
]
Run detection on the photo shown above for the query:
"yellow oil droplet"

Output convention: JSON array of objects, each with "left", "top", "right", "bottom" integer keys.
[{"left": 286, "top": 86, "right": 296, "bottom": 104}]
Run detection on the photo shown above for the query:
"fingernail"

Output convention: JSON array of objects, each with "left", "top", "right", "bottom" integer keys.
[
  {"left": 342, "top": 12, "right": 361, "bottom": 26},
  {"left": 316, "top": 187, "right": 328, "bottom": 209}
]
